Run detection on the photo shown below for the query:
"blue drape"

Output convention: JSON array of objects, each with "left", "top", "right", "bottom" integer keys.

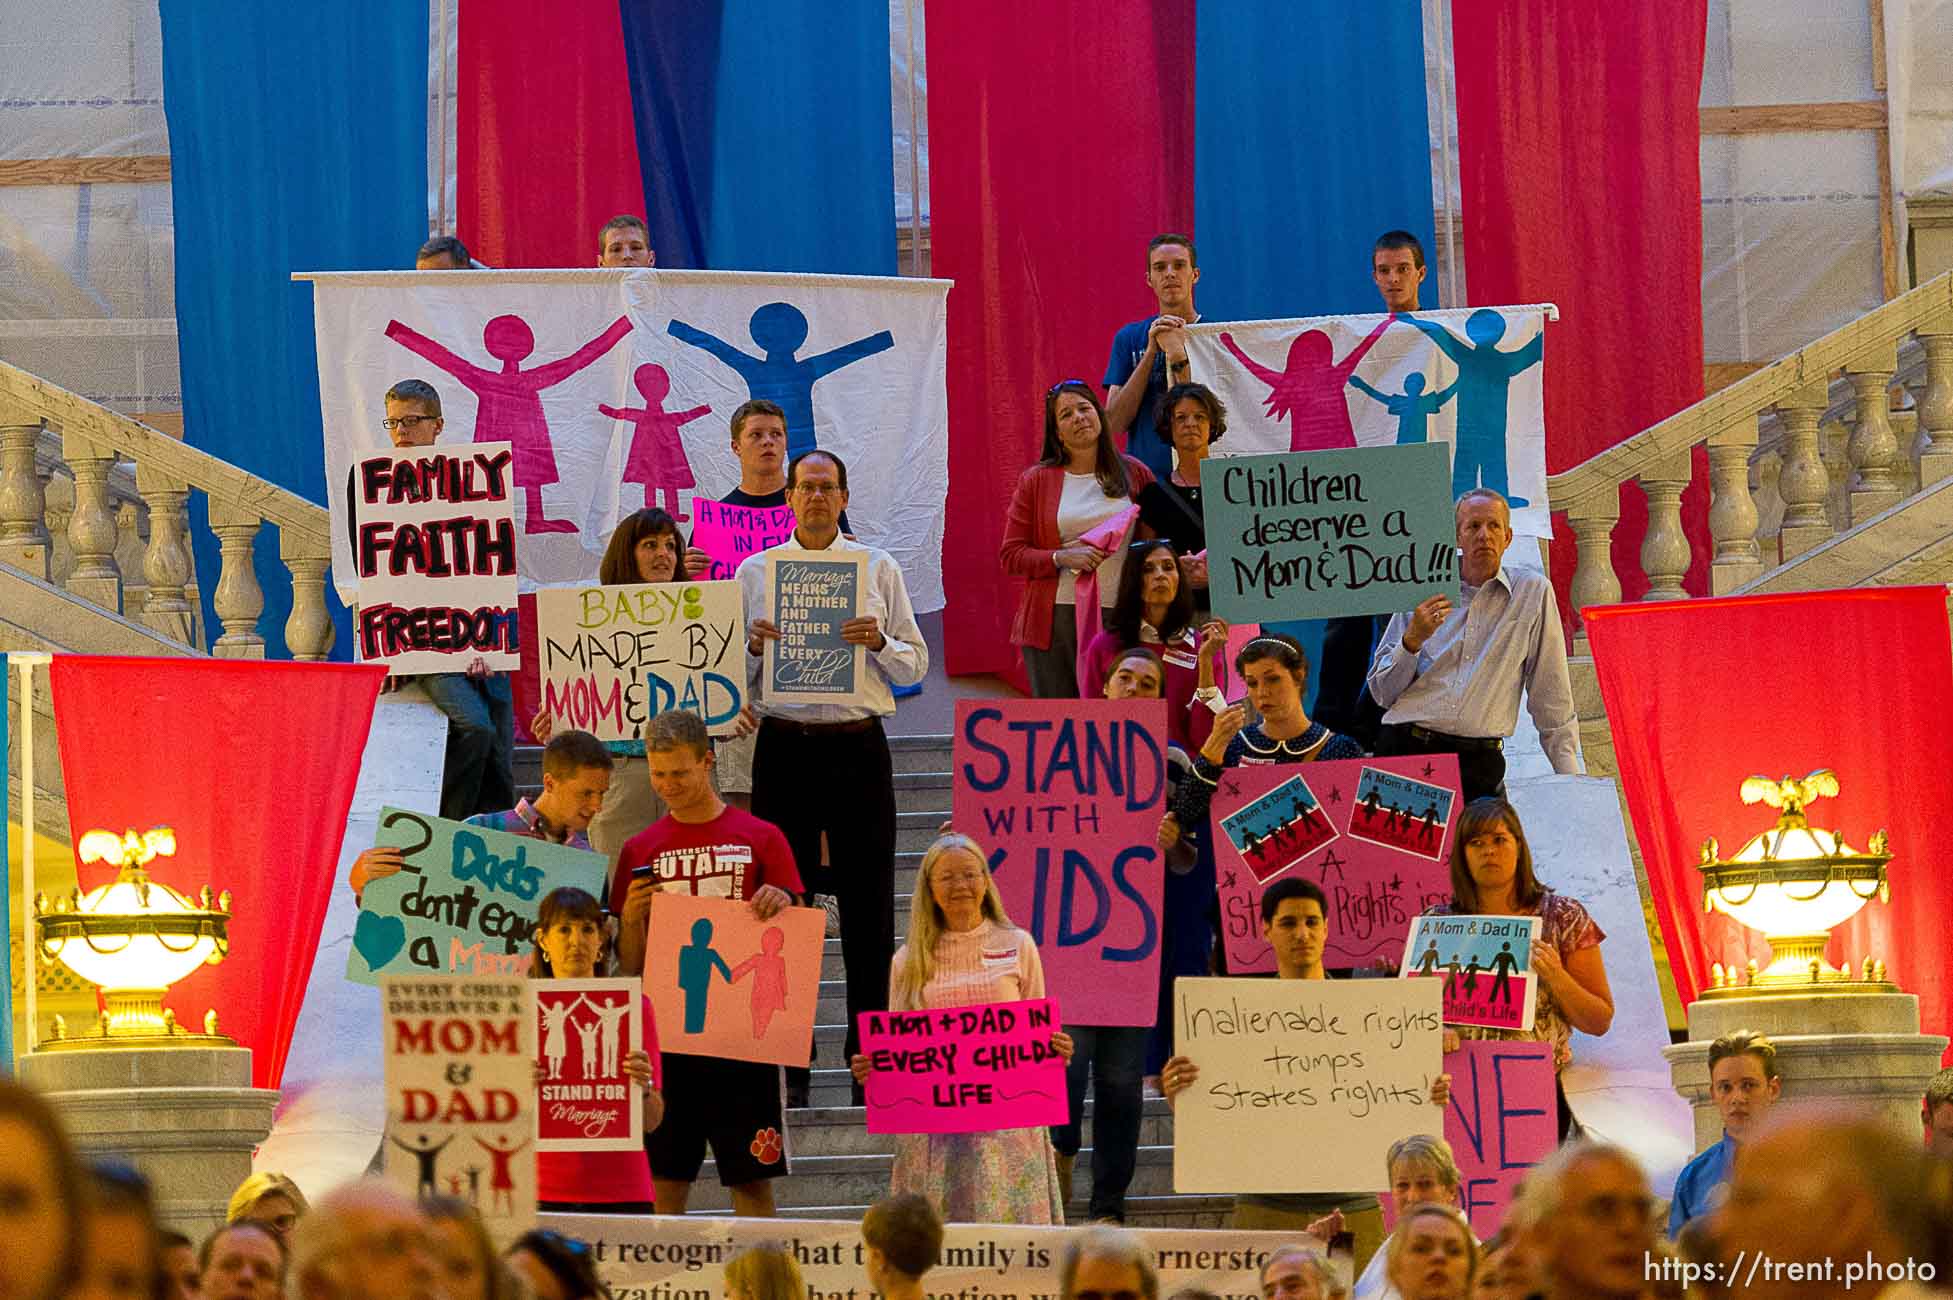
[
  {"left": 160, "top": 1, "right": 427, "bottom": 657},
  {"left": 1194, "top": 1, "right": 1438, "bottom": 318},
  {"left": 622, "top": 0, "right": 896, "bottom": 275}
]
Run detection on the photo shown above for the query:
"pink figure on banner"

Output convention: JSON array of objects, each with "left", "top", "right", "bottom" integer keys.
[
  {"left": 589, "top": 993, "right": 631, "bottom": 1076},
  {"left": 599, "top": 363, "right": 712, "bottom": 521},
  {"left": 473, "top": 1134, "right": 529, "bottom": 1214},
  {"left": 446, "top": 1173, "right": 466, "bottom": 1197},
  {"left": 384, "top": 313, "right": 634, "bottom": 534},
  {"left": 574, "top": 1015, "right": 600, "bottom": 1077},
  {"left": 1220, "top": 316, "right": 1393, "bottom": 450},
  {"left": 729, "top": 926, "right": 790, "bottom": 1039}
]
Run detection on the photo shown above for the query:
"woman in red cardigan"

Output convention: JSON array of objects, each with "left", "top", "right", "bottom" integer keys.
[{"left": 999, "top": 380, "right": 1156, "bottom": 696}]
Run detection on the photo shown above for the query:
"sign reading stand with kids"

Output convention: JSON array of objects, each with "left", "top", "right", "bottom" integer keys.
[{"left": 643, "top": 893, "right": 823, "bottom": 1067}]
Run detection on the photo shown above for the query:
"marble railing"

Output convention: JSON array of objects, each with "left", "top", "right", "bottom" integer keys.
[
  {"left": 1551, "top": 273, "right": 1953, "bottom": 650},
  {"left": 0, "top": 361, "right": 334, "bottom": 659}
]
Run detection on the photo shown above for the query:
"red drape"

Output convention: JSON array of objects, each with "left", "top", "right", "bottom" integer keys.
[
  {"left": 1452, "top": 2, "right": 1710, "bottom": 619},
  {"left": 457, "top": 0, "right": 647, "bottom": 269},
  {"left": 1586, "top": 589, "right": 1953, "bottom": 1062},
  {"left": 48, "top": 657, "right": 385, "bottom": 1089},
  {"left": 927, "top": 0, "right": 1195, "bottom": 677}
]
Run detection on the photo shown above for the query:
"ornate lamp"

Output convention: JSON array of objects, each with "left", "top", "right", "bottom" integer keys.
[
  {"left": 1696, "top": 770, "right": 1893, "bottom": 997},
  {"left": 34, "top": 827, "right": 233, "bottom": 1045}
]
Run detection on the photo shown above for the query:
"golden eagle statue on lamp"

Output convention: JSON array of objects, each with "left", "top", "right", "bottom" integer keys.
[
  {"left": 1696, "top": 768, "right": 1893, "bottom": 997},
  {"left": 34, "top": 825, "right": 234, "bottom": 1046}
]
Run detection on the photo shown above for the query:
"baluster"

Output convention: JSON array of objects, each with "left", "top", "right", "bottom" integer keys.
[
  {"left": 179, "top": 497, "right": 205, "bottom": 648},
  {"left": 1750, "top": 447, "right": 1785, "bottom": 552},
  {"left": 115, "top": 501, "right": 149, "bottom": 611},
  {"left": 1564, "top": 491, "right": 1623, "bottom": 653},
  {"left": 43, "top": 474, "right": 74, "bottom": 587},
  {"left": 1820, "top": 415, "right": 1852, "bottom": 530},
  {"left": 136, "top": 466, "right": 196, "bottom": 644},
  {"left": 207, "top": 501, "right": 265, "bottom": 658},
  {"left": 62, "top": 433, "right": 123, "bottom": 612},
  {"left": 1637, "top": 452, "right": 1693, "bottom": 600},
  {"left": 1707, "top": 422, "right": 1763, "bottom": 594},
  {"left": 1918, "top": 321, "right": 1953, "bottom": 486},
  {"left": 281, "top": 530, "right": 335, "bottom": 661},
  {"left": 1845, "top": 345, "right": 1904, "bottom": 522},
  {"left": 1774, "top": 382, "right": 1832, "bottom": 558},
  {"left": 0, "top": 421, "right": 52, "bottom": 578}
]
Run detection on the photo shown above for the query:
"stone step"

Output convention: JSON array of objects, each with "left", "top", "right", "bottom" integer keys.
[
  {"left": 692, "top": 1193, "right": 1237, "bottom": 1229},
  {"left": 781, "top": 1100, "right": 1178, "bottom": 1157}
]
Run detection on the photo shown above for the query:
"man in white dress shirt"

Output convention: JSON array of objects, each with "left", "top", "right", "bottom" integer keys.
[
  {"left": 1367, "top": 488, "right": 1579, "bottom": 802},
  {"left": 737, "top": 448, "right": 928, "bottom": 1106}
]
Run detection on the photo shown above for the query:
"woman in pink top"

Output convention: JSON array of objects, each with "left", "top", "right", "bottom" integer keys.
[
  {"left": 851, "top": 834, "right": 1074, "bottom": 1224},
  {"left": 1078, "top": 537, "right": 1227, "bottom": 751}
]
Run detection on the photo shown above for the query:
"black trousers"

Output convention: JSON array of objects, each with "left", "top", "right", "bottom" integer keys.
[
  {"left": 1374, "top": 723, "right": 1507, "bottom": 804},
  {"left": 751, "top": 717, "right": 897, "bottom": 1071},
  {"left": 1315, "top": 615, "right": 1384, "bottom": 750}
]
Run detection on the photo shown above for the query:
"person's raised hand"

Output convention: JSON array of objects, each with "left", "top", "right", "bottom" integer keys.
[
  {"left": 1430, "top": 1073, "right": 1452, "bottom": 1108},
  {"left": 1306, "top": 1209, "right": 1345, "bottom": 1243},
  {"left": 747, "top": 618, "right": 782, "bottom": 656},
  {"left": 749, "top": 884, "right": 792, "bottom": 921},
  {"left": 465, "top": 656, "right": 491, "bottom": 680},
  {"left": 729, "top": 703, "right": 759, "bottom": 738},
  {"left": 1055, "top": 545, "right": 1108, "bottom": 574},
  {"left": 1531, "top": 939, "right": 1566, "bottom": 987},
  {"left": 840, "top": 615, "right": 886, "bottom": 651},
  {"left": 1443, "top": 1028, "right": 1461, "bottom": 1054},
  {"left": 349, "top": 847, "right": 406, "bottom": 901},
  {"left": 1202, "top": 704, "right": 1249, "bottom": 761},
  {"left": 1197, "top": 619, "right": 1229, "bottom": 662},
  {"left": 529, "top": 708, "right": 555, "bottom": 744},
  {"left": 1161, "top": 1054, "right": 1199, "bottom": 1104},
  {"left": 1157, "top": 814, "right": 1182, "bottom": 851},
  {"left": 684, "top": 547, "right": 714, "bottom": 577},
  {"left": 1051, "top": 1031, "right": 1074, "bottom": 1063},
  {"left": 1403, "top": 594, "right": 1454, "bottom": 653},
  {"left": 621, "top": 876, "right": 660, "bottom": 935},
  {"left": 850, "top": 1053, "right": 874, "bottom": 1083}
]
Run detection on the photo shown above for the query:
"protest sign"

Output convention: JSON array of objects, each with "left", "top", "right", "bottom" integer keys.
[
  {"left": 535, "top": 580, "right": 745, "bottom": 741},
  {"left": 1443, "top": 1041, "right": 1557, "bottom": 1236},
  {"left": 643, "top": 893, "right": 823, "bottom": 1066},
  {"left": 532, "top": 978, "right": 644, "bottom": 1153},
  {"left": 858, "top": 998, "right": 1068, "bottom": 1135},
  {"left": 1401, "top": 913, "right": 1540, "bottom": 1031},
  {"left": 382, "top": 976, "right": 531, "bottom": 1242},
  {"left": 763, "top": 549, "right": 868, "bottom": 706},
  {"left": 690, "top": 499, "right": 798, "bottom": 581},
  {"left": 1200, "top": 443, "right": 1456, "bottom": 624},
  {"left": 352, "top": 442, "right": 519, "bottom": 674},
  {"left": 1212, "top": 757, "right": 1460, "bottom": 973},
  {"left": 545, "top": 1212, "right": 1342, "bottom": 1300},
  {"left": 1171, "top": 976, "right": 1443, "bottom": 1194},
  {"left": 346, "top": 808, "right": 608, "bottom": 986},
  {"left": 952, "top": 699, "right": 1169, "bottom": 1027}
]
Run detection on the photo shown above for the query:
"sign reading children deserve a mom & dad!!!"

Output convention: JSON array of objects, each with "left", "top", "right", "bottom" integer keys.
[
  {"left": 763, "top": 549, "right": 868, "bottom": 706},
  {"left": 952, "top": 699, "right": 1169, "bottom": 1027},
  {"left": 535, "top": 580, "right": 746, "bottom": 740},
  {"left": 353, "top": 442, "right": 519, "bottom": 674},
  {"left": 347, "top": 808, "right": 609, "bottom": 986},
  {"left": 858, "top": 998, "right": 1068, "bottom": 1135},
  {"left": 1171, "top": 976, "right": 1443, "bottom": 1194},
  {"left": 1201, "top": 443, "right": 1456, "bottom": 623}
]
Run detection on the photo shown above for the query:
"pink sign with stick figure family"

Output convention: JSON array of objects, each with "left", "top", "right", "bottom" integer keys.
[{"left": 643, "top": 893, "right": 823, "bottom": 1067}]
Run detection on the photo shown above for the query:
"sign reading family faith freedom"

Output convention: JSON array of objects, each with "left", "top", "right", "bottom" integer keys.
[
  {"left": 952, "top": 699, "right": 1169, "bottom": 1027},
  {"left": 347, "top": 808, "right": 609, "bottom": 986},
  {"left": 1213, "top": 757, "right": 1460, "bottom": 975},
  {"left": 643, "top": 892, "right": 824, "bottom": 1068},
  {"left": 352, "top": 442, "right": 519, "bottom": 674},
  {"left": 535, "top": 580, "right": 746, "bottom": 741},
  {"left": 306, "top": 269, "right": 950, "bottom": 613},
  {"left": 1184, "top": 305, "right": 1555, "bottom": 539},
  {"left": 1201, "top": 443, "right": 1456, "bottom": 624},
  {"left": 1172, "top": 976, "right": 1444, "bottom": 1193},
  {"left": 858, "top": 998, "right": 1068, "bottom": 1135},
  {"left": 1401, "top": 913, "right": 1541, "bottom": 1031},
  {"left": 532, "top": 978, "right": 645, "bottom": 1153},
  {"left": 763, "top": 549, "right": 868, "bottom": 707},
  {"left": 690, "top": 500, "right": 798, "bottom": 582},
  {"left": 382, "top": 976, "right": 532, "bottom": 1243}
]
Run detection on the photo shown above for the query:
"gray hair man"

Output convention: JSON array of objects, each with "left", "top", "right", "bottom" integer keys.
[{"left": 285, "top": 1182, "right": 440, "bottom": 1300}]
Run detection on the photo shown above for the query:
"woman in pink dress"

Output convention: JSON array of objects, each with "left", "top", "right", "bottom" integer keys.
[
  {"left": 851, "top": 833, "right": 1074, "bottom": 1224},
  {"left": 599, "top": 363, "right": 712, "bottom": 521}
]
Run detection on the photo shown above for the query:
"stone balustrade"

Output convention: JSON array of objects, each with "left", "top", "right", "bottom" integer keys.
[
  {"left": 0, "top": 361, "right": 335, "bottom": 659},
  {"left": 1551, "top": 273, "right": 1953, "bottom": 651}
]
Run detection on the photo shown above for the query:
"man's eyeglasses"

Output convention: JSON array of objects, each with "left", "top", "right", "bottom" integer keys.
[
  {"left": 382, "top": 415, "right": 439, "bottom": 431},
  {"left": 792, "top": 482, "right": 843, "bottom": 497}
]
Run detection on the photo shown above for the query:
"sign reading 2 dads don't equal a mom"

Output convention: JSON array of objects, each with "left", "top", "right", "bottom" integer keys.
[
  {"left": 348, "top": 808, "right": 609, "bottom": 986},
  {"left": 1202, "top": 442, "right": 1457, "bottom": 623},
  {"left": 535, "top": 580, "right": 746, "bottom": 741},
  {"left": 763, "top": 549, "right": 868, "bottom": 706}
]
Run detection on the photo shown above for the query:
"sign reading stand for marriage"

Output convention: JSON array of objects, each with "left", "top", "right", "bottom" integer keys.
[
  {"left": 1201, "top": 442, "right": 1457, "bottom": 623},
  {"left": 763, "top": 549, "right": 868, "bottom": 707}
]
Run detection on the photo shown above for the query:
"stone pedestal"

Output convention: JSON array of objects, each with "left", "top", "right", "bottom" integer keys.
[
  {"left": 1661, "top": 991, "right": 1948, "bottom": 1152},
  {"left": 19, "top": 1045, "right": 279, "bottom": 1238}
]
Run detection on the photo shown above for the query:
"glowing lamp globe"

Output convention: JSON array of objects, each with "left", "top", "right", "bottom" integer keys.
[
  {"left": 35, "top": 827, "right": 233, "bottom": 1044},
  {"left": 1695, "top": 771, "right": 1892, "bottom": 996}
]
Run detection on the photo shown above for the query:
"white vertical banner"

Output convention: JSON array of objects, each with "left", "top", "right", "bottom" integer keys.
[
  {"left": 1185, "top": 304, "right": 1555, "bottom": 538},
  {"left": 307, "top": 269, "right": 950, "bottom": 611}
]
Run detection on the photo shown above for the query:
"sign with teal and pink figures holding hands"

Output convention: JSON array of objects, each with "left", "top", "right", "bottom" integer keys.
[{"left": 642, "top": 893, "right": 824, "bottom": 1067}]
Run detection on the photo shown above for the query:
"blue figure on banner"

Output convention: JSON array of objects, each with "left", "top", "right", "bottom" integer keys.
[
  {"left": 1399, "top": 309, "right": 1542, "bottom": 505},
  {"left": 1347, "top": 370, "right": 1460, "bottom": 445},
  {"left": 667, "top": 302, "right": 895, "bottom": 461},
  {"left": 676, "top": 916, "right": 735, "bottom": 1033}
]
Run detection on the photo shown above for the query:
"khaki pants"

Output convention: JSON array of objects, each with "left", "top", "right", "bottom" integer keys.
[{"left": 1232, "top": 1198, "right": 1386, "bottom": 1285}]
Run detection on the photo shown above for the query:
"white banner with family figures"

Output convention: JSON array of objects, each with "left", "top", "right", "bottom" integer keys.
[
  {"left": 305, "top": 269, "right": 950, "bottom": 611},
  {"left": 1185, "top": 304, "right": 1556, "bottom": 538}
]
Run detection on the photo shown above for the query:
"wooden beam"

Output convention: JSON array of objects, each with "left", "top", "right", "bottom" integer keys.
[
  {"left": 1699, "top": 101, "right": 1887, "bottom": 134},
  {"left": 1705, "top": 362, "right": 1768, "bottom": 395},
  {"left": 1870, "top": 0, "right": 1888, "bottom": 93},
  {"left": 0, "top": 156, "right": 170, "bottom": 187},
  {"left": 1877, "top": 127, "right": 1899, "bottom": 299}
]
